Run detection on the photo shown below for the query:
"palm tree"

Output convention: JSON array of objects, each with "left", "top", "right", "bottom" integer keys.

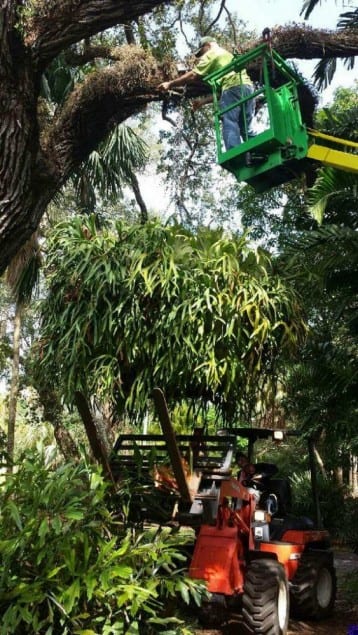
[
  {"left": 40, "top": 51, "right": 150, "bottom": 222},
  {"left": 301, "top": 1, "right": 358, "bottom": 88},
  {"left": 280, "top": 84, "right": 358, "bottom": 487},
  {"left": 72, "top": 123, "right": 149, "bottom": 222}
]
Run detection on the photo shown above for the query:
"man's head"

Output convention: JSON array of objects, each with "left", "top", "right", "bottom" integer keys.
[
  {"left": 195, "top": 36, "right": 216, "bottom": 58},
  {"left": 236, "top": 451, "right": 248, "bottom": 467},
  {"left": 246, "top": 463, "right": 256, "bottom": 476}
]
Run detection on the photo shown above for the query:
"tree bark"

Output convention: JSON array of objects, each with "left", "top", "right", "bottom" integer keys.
[
  {"left": 53, "top": 423, "right": 80, "bottom": 460},
  {"left": 313, "top": 444, "right": 327, "bottom": 478},
  {"left": 308, "top": 436, "right": 322, "bottom": 529},
  {"left": 27, "top": 0, "right": 168, "bottom": 70},
  {"left": 36, "top": 385, "right": 80, "bottom": 460},
  {"left": 334, "top": 466, "right": 344, "bottom": 486},
  {"left": 130, "top": 171, "right": 148, "bottom": 223},
  {"left": 350, "top": 453, "right": 358, "bottom": 496},
  {"left": 269, "top": 24, "right": 358, "bottom": 60}
]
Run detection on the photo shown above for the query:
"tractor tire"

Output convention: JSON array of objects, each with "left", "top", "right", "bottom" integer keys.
[
  {"left": 290, "top": 552, "right": 336, "bottom": 620},
  {"left": 242, "top": 559, "right": 289, "bottom": 635}
]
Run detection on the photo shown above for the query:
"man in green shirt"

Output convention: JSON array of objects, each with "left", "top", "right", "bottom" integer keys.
[{"left": 158, "top": 36, "right": 255, "bottom": 151}]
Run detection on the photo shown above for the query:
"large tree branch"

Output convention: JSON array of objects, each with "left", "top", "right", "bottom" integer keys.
[
  {"left": 48, "top": 23, "right": 358, "bottom": 178},
  {"left": 24, "top": 0, "right": 358, "bottom": 73},
  {"left": 43, "top": 46, "right": 164, "bottom": 182},
  {"left": 26, "top": 0, "right": 170, "bottom": 69},
  {"left": 63, "top": 24, "right": 358, "bottom": 68},
  {"left": 39, "top": 22, "right": 358, "bottom": 183},
  {"left": 269, "top": 23, "right": 358, "bottom": 59},
  {"left": 1, "top": 16, "right": 358, "bottom": 275},
  {"left": 64, "top": 45, "right": 124, "bottom": 66}
]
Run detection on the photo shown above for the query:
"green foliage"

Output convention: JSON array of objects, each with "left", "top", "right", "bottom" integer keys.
[
  {"left": 278, "top": 85, "right": 358, "bottom": 471},
  {"left": 308, "top": 90, "right": 358, "bottom": 225},
  {"left": 0, "top": 449, "right": 205, "bottom": 634},
  {"left": 40, "top": 45, "right": 150, "bottom": 219},
  {"left": 290, "top": 470, "right": 344, "bottom": 522},
  {"left": 334, "top": 497, "right": 358, "bottom": 553},
  {"left": 0, "top": 281, "right": 13, "bottom": 380},
  {"left": 72, "top": 125, "right": 149, "bottom": 214},
  {"left": 339, "top": 569, "right": 358, "bottom": 609},
  {"left": 41, "top": 53, "right": 84, "bottom": 106},
  {"left": 290, "top": 470, "right": 358, "bottom": 551},
  {"left": 315, "top": 84, "right": 358, "bottom": 141},
  {"left": 307, "top": 169, "right": 358, "bottom": 226},
  {"left": 284, "top": 342, "right": 358, "bottom": 451},
  {"left": 37, "top": 217, "right": 306, "bottom": 421}
]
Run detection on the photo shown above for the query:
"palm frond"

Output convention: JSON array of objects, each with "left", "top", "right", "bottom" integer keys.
[
  {"left": 337, "top": 9, "right": 358, "bottom": 30},
  {"left": 344, "top": 56, "right": 355, "bottom": 71},
  {"left": 312, "top": 57, "right": 337, "bottom": 91},
  {"left": 300, "top": 0, "right": 321, "bottom": 20},
  {"left": 71, "top": 124, "right": 148, "bottom": 204},
  {"left": 307, "top": 167, "right": 358, "bottom": 224},
  {"left": 307, "top": 7, "right": 357, "bottom": 87},
  {"left": 285, "top": 225, "right": 358, "bottom": 280}
]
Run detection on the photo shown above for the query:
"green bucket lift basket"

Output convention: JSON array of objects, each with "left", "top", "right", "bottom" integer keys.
[{"left": 206, "top": 42, "right": 310, "bottom": 192}]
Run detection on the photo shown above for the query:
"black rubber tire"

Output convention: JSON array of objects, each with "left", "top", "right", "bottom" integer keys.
[
  {"left": 242, "top": 559, "right": 290, "bottom": 635},
  {"left": 290, "top": 552, "right": 337, "bottom": 620}
]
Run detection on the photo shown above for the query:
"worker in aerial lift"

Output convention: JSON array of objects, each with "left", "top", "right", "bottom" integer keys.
[{"left": 158, "top": 36, "right": 257, "bottom": 155}]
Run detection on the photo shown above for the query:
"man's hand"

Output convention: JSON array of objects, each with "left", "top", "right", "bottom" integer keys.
[
  {"left": 158, "top": 70, "right": 197, "bottom": 93},
  {"left": 158, "top": 81, "right": 171, "bottom": 92}
]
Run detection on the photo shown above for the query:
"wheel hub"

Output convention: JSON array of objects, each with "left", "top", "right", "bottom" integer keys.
[
  {"left": 317, "top": 568, "right": 333, "bottom": 608},
  {"left": 277, "top": 580, "right": 289, "bottom": 630}
]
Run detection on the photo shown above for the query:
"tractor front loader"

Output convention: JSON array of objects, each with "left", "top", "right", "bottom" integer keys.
[{"left": 111, "top": 389, "right": 336, "bottom": 635}]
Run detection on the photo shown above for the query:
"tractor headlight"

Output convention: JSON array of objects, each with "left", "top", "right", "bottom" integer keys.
[{"left": 254, "top": 510, "right": 271, "bottom": 523}]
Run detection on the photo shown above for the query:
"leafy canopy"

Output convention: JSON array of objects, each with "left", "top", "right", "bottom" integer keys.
[{"left": 37, "top": 217, "right": 306, "bottom": 421}]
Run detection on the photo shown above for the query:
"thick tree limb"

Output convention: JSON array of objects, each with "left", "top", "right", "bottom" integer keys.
[
  {"left": 44, "top": 23, "right": 358, "bottom": 184},
  {"left": 269, "top": 24, "right": 358, "bottom": 60},
  {"left": 44, "top": 46, "right": 163, "bottom": 181},
  {"left": 64, "top": 45, "right": 117, "bottom": 66},
  {"left": 26, "top": 0, "right": 170, "bottom": 69}
]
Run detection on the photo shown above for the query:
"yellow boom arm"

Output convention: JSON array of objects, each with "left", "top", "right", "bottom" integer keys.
[{"left": 307, "top": 129, "right": 358, "bottom": 174}]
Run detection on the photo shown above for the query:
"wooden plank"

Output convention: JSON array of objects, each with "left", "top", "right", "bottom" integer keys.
[{"left": 152, "top": 388, "right": 193, "bottom": 503}]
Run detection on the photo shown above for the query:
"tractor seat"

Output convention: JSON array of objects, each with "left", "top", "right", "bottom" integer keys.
[
  {"left": 270, "top": 515, "right": 315, "bottom": 541},
  {"left": 250, "top": 475, "right": 292, "bottom": 517}
]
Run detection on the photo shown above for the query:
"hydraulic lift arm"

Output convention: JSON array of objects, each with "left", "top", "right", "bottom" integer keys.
[{"left": 307, "top": 129, "right": 358, "bottom": 174}]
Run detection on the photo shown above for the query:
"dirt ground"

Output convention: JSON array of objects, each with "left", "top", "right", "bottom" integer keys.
[{"left": 195, "top": 550, "right": 358, "bottom": 635}]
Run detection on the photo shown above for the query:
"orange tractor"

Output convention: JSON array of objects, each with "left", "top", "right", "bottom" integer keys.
[{"left": 111, "top": 389, "right": 336, "bottom": 635}]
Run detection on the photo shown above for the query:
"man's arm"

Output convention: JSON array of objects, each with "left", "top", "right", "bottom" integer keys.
[
  {"left": 158, "top": 70, "right": 199, "bottom": 92},
  {"left": 192, "top": 95, "right": 213, "bottom": 111}
]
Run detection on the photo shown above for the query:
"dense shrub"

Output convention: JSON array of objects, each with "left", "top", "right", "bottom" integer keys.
[
  {"left": 290, "top": 470, "right": 358, "bottom": 551},
  {"left": 334, "top": 497, "right": 358, "bottom": 553},
  {"left": 0, "top": 450, "right": 205, "bottom": 634}
]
